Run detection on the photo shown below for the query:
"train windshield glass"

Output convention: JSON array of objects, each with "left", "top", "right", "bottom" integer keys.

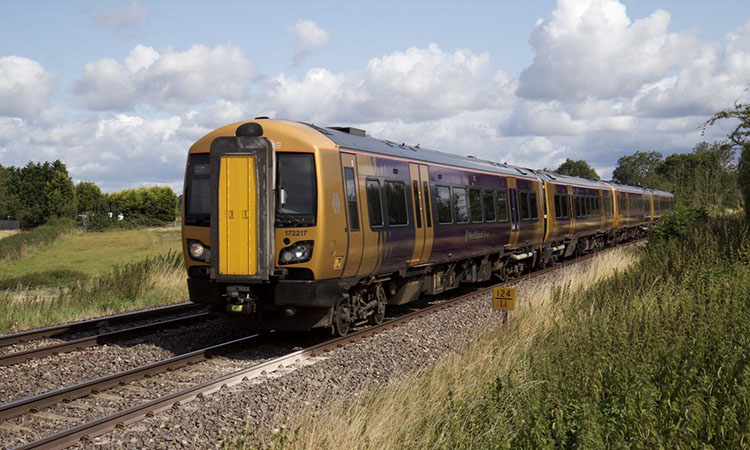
[
  {"left": 184, "top": 153, "right": 210, "bottom": 226},
  {"left": 276, "top": 153, "right": 317, "bottom": 227}
]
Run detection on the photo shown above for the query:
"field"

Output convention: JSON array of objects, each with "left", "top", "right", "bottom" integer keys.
[
  {"left": 0, "top": 226, "right": 182, "bottom": 288},
  {"left": 260, "top": 215, "right": 750, "bottom": 449},
  {"left": 0, "top": 226, "right": 186, "bottom": 333}
]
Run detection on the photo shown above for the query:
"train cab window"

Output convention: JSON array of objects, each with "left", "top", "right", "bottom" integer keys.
[
  {"left": 276, "top": 153, "right": 317, "bottom": 227},
  {"left": 520, "top": 191, "right": 530, "bottom": 220},
  {"left": 184, "top": 153, "right": 210, "bottom": 227},
  {"left": 482, "top": 190, "right": 495, "bottom": 222},
  {"left": 344, "top": 168, "right": 359, "bottom": 231},
  {"left": 385, "top": 181, "right": 408, "bottom": 226},
  {"left": 436, "top": 185, "right": 453, "bottom": 224},
  {"left": 366, "top": 179, "right": 383, "bottom": 227},
  {"left": 496, "top": 189, "right": 509, "bottom": 221},
  {"left": 529, "top": 192, "right": 538, "bottom": 220},
  {"left": 454, "top": 187, "right": 469, "bottom": 223},
  {"left": 469, "top": 188, "right": 482, "bottom": 222},
  {"left": 423, "top": 181, "right": 432, "bottom": 227},
  {"left": 412, "top": 181, "right": 422, "bottom": 229}
]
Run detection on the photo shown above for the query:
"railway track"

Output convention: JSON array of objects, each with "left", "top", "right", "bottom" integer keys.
[
  {"left": 0, "top": 302, "right": 204, "bottom": 348},
  {"left": 1, "top": 241, "right": 643, "bottom": 449}
]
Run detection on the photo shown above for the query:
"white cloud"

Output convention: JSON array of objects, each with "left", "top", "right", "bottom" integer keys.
[
  {"left": 90, "top": 0, "right": 147, "bottom": 29},
  {"left": 289, "top": 19, "right": 329, "bottom": 48},
  {"left": 288, "top": 19, "right": 330, "bottom": 65},
  {"left": 0, "top": 56, "right": 53, "bottom": 118},
  {"left": 518, "top": 0, "right": 697, "bottom": 102},
  {"left": 74, "top": 44, "right": 255, "bottom": 112},
  {"left": 265, "top": 44, "right": 514, "bottom": 123}
]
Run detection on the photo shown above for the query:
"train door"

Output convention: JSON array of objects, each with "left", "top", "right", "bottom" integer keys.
[
  {"left": 508, "top": 179, "right": 520, "bottom": 245},
  {"left": 340, "top": 153, "right": 363, "bottom": 278},
  {"left": 407, "top": 164, "right": 433, "bottom": 265}
]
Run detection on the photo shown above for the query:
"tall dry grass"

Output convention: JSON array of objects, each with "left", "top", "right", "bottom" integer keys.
[
  {"left": 253, "top": 248, "right": 639, "bottom": 450},
  {"left": 0, "top": 251, "right": 187, "bottom": 333}
]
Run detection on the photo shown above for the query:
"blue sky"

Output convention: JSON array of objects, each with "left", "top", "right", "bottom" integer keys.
[{"left": 1, "top": 0, "right": 750, "bottom": 191}]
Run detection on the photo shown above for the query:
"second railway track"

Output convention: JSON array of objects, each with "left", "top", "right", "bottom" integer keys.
[{"left": 0, "top": 241, "right": 643, "bottom": 450}]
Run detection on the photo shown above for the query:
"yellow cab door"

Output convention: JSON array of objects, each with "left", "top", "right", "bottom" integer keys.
[
  {"left": 340, "top": 153, "right": 363, "bottom": 277},
  {"left": 212, "top": 136, "right": 274, "bottom": 281}
]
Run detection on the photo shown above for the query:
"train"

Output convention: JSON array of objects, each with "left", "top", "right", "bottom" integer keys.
[{"left": 182, "top": 118, "right": 673, "bottom": 335}]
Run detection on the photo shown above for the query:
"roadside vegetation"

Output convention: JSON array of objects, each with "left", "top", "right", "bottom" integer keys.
[
  {"left": 0, "top": 251, "right": 186, "bottom": 333},
  {"left": 254, "top": 213, "right": 750, "bottom": 449}
]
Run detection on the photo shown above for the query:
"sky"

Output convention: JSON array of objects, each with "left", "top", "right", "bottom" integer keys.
[{"left": 2, "top": 0, "right": 750, "bottom": 192}]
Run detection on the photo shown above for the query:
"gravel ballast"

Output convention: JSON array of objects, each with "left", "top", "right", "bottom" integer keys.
[{"left": 76, "top": 262, "right": 588, "bottom": 449}]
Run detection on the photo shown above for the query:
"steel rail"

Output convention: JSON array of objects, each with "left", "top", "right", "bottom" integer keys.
[
  {"left": 0, "top": 302, "right": 201, "bottom": 348},
  {"left": 0, "top": 333, "right": 262, "bottom": 421},
  {"left": 0, "top": 313, "right": 214, "bottom": 366},
  {"left": 13, "top": 241, "right": 644, "bottom": 450}
]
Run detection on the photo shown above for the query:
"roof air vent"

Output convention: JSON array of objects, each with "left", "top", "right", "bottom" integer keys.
[
  {"left": 254, "top": 116, "right": 270, "bottom": 120},
  {"left": 329, "top": 126, "right": 366, "bottom": 137}
]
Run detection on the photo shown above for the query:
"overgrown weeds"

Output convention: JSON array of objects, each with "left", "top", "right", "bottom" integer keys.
[
  {"left": 0, "top": 251, "right": 186, "bottom": 333},
  {"left": 254, "top": 216, "right": 750, "bottom": 449}
]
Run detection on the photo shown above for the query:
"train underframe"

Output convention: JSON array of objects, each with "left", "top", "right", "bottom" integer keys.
[{"left": 188, "top": 223, "right": 651, "bottom": 336}]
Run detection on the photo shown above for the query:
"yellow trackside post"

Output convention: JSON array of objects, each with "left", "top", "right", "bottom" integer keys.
[{"left": 219, "top": 154, "right": 258, "bottom": 275}]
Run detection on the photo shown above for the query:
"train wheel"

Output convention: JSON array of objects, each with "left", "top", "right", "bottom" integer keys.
[
  {"left": 368, "top": 284, "right": 387, "bottom": 325},
  {"left": 332, "top": 299, "right": 351, "bottom": 337}
]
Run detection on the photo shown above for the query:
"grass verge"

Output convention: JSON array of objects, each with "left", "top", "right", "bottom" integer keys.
[
  {"left": 0, "top": 218, "right": 75, "bottom": 266},
  {"left": 253, "top": 216, "right": 750, "bottom": 449},
  {"left": 0, "top": 251, "right": 187, "bottom": 333}
]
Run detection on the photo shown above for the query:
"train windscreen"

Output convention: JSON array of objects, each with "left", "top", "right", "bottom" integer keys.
[
  {"left": 276, "top": 153, "right": 317, "bottom": 227},
  {"left": 184, "top": 153, "right": 210, "bottom": 226}
]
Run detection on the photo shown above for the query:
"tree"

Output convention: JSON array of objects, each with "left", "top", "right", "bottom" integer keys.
[
  {"left": 705, "top": 103, "right": 750, "bottom": 218},
  {"left": 553, "top": 158, "right": 600, "bottom": 180},
  {"left": 3, "top": 160, "right": 77, "bottom": 227},
  {"left": 612, "top": 151, "right": 663, "bottom": 187},
  {"left": 76, "top": 181, "right": 105, "bottom": 214}
]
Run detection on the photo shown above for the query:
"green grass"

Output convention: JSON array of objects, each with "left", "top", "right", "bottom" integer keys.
[
  {"left": 0, "top": 226, "right": 182, "bottom": 287},
  {"left": 0, "top": 218, "right": 75, "bottom": 265},
  {"left": 261, "top": 216, "right": 750, "bottom": 450},
  {"left": 0, "top": 251, "right": 187, "bottom": 333}
]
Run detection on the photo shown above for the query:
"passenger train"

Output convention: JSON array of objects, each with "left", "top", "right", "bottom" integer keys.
[{"left": 182, "top": 118, "right": 674, "bottom": 335}]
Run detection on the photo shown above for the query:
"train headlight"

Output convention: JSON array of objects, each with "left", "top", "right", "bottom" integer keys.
[
  {"left": 188, "top": 240, "right": 210, "bottom": 262},
  {"left": 279, "top": 241, "right": 314, "bottom": 265}
]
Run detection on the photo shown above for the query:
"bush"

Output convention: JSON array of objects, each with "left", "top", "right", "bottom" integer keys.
[
  {"left": 648, "top": 203, "right": 708, "bottom": 242},
  {"left": 0, "top": 269, "right": 88, "bottom": 289}
]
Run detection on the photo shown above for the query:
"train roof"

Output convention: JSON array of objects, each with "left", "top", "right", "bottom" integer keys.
[
  {"left": 267, "top": 119, "right": 671, "bottom": 197},
  {"left": 307, "top": 123, "right": 541, "bottom": 180}
]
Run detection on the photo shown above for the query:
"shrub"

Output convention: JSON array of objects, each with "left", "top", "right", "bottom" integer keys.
[{"left": 648, "top": 203, "right": 708, "bottom": 242}]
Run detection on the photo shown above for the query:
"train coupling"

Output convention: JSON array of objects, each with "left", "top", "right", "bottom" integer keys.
[{"left": 225, "top": 286, "right": 257, "bottom": 314}]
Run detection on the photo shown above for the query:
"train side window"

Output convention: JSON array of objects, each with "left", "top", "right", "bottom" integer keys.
[
  {"left": 423, "top": 182, "right": 432, "bottom": 227},
  {"left": 436, "top": 185, "right": 453, "bottom": 224},
  {"left": 412, "top": 181, "right": 422, "bottom": 229},
  {"left": 530, "top": 192, "right": 538, "bottom": 220},
  {"left": 554, "top": 195, "right": 561, "bottom": 219},
  {"left": 454, "top": 187, "right": 469, "bottom": 223},
  {"left": 595, "top": 197, "right": 600, "bottom": 216},
  {"left": 366, "top": 179, "right": 383, "bottom": 227},
  {"left": 483, "top": 190, "right": 496, "bottom": 222},
  {"left": 520, "top": 191, "right": 530, "bottom": 220},
  {"left": 469, "top": 188, "right": 482, "bottom": 222},
  {"left": 385, "top": 180, "right": 408, "bottom": 226},
  {"left": 496, "top": 189, "right": 508, "bottom": 221},
  {"left": 344, "top": 167, "right": 359, "bottom": 231},
  {"left": 561, "top": 195, "right": 568, "bottom": 218}
]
